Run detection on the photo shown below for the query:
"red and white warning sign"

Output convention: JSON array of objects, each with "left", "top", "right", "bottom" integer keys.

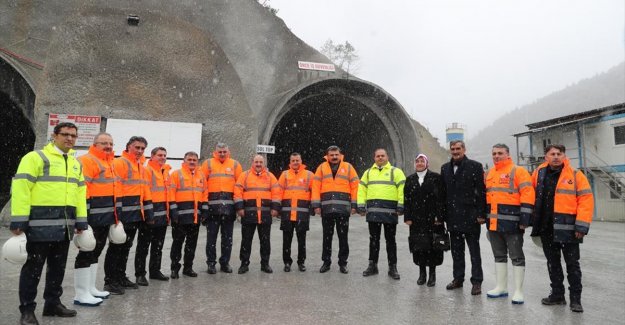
[{"left": 48, "top": 114, "right": 102, "bottom": 147}]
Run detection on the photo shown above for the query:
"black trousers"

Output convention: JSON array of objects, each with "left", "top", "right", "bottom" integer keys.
[
  {"left": 282, "top": 221, "right": 307, "bottom": 265},
  {"left": 239, "top": 223, "right": 271, "bottom": 265},
  {"left": 134, "top": 224, "right": 167, "bottom": 276},
  {"left": 450, "top": 230, "right": 483, "bottom": 284},
  {"left": 321, "top": 213, "right": 349, "bottom": 266},
  {"left": 170, "top": 223, "right": 200, "bottom": 271},
  {"left": 104, "top": 221, "right": 139, "bottom": 284},
  {"left": 205, "top": 215, "right": 235, "bottom": 266},
  {"left": 541, "top": 233, "right": 582, "bottom": 298},
  {"left": 19, "top": 240, "right": 70, "bottom": 313},
  {"left": 75, "top": 225, "right": 109, "bottom": 268},
  {"left": 368, "top": 222, "right": 397, "bottom": 265}
]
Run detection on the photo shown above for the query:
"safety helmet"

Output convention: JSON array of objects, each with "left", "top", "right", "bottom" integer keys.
[
  {"left": 108, "top": 222, "right": 127, "bottom": 244},
  {"left": 531, "top": 236, "right": 542, "bottom": 248},
  {"left": 2, "top": 233, "right": 28, "bottom": 265},
  {"left": 74, "top": 225, "right": 96, "bottom": 251}
]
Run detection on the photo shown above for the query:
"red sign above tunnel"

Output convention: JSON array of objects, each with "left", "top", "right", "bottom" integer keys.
[
  {"left": 48, "top": 113, "right": 102, "bottom": 147},
  {"left": 298, "top": 61, "right": 335, "bottom": 72}
]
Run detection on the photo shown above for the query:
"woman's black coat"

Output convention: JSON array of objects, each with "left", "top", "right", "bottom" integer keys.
[{"left": 404, "top": 170, "right": 445, "bottom": 232}]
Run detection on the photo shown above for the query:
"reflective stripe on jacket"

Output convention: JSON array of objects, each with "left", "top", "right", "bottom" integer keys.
[
  {"left": 278, "top": 165, "right": 313, "bottom": 222},
  {"left": 485, "top": 158, "right": 534, "bottom": 233},
  {"left": 171, "top": 164, "right": 207, "bottom": 224},
  {"left": 357, "top": 162, "right": 406, "bottom": 223},
  {"left": 146, "top": 159, "right": 176, "bottom": 226},
  {"left": 531, "top": 159, "right": 594, "bottom": 243},
  {"left": 234, "top": 169, "right": 281, "bottom": 224},
  {"left": 79, "top": 145, "right": 122, "bottom": 227},
  {"left": 311, "top": 156, "right": 359, "bottom": 216},
  {"left": 114, "top": 151, "right": 153, "bottom": 223},
  {"left": 200, "top": 153, "right": 242, "bottom": 216},
  {"left": 10, "top": 142, "right": 88, "bottom": 241}
]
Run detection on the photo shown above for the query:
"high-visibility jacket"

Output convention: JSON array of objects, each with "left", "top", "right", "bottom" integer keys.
[
  {"left": 79, "top": 145, "right": 122, "bottom": 227},
  {"left": 171, "top": 164, "right": 207, "bottom": 225},
  {"left": 357, "top": 162, "right": 406, "bottom": 224},
  {"left": 234, "top": 169, "right": 281, "bottom": 224},
  {"left": 114, "top": 151, "right": 153, "bottom": 224},
  {"left": 485, "top": 158, "right": 534, "bottom": 233},
  {"left": 200, "top": 151, "right": 242, "bottom": 217},
  {"left": 10, "top": 142, "right": 88, "bottom": 242},
  {"left": 145, "top": 159, "right": 176, "bottom": 226},
  {"left": 311, "top": 155, "right": 359, "bottom": 216},
  {"left": 277, "top": 165, "right": 314, "bottom": 222},
  {"left": 531, "top": 158, "right": 594, "bottom": 243}
]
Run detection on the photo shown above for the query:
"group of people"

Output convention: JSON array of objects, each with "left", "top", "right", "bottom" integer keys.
[{"left": 9, "top": 122, "right": 594, "bottom": 325}]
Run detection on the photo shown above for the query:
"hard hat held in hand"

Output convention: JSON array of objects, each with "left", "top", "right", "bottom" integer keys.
[
  {"left": 74, "top": 225, "right": 96, "bottom": 252},
  {"left": 108, "top": 222, "right": 127, "bottom": 244},
  {"left": 2, "top": 233, "right": 28, "bottom": 265}
]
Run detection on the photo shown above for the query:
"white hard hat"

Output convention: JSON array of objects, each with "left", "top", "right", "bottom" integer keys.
[
  {"left": 74, "top": 225, "right": 96, "bottom": 252},
  {"left": 2, "top": 233, "right": 28, "bottom": 265},
  {"left": 531, "top": 236, "right": 543, "bottom": 248},
  {"left": 108, "top": 222, "right": 127, "bottom": 244}
]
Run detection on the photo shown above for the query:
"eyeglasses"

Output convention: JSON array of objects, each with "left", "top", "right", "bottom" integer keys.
[{"left": 57, "top": 133, "right": 78, "bottom": 139}]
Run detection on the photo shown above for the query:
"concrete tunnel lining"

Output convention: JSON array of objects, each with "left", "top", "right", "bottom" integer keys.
[{"left": 263, "top": 78, "right": 418, "bottom": 175}]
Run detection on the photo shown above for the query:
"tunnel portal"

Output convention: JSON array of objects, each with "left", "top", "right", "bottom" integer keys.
[
  {"left": 267, "top": 81, "right": 397, "bottom": 176},
  {"left": 0, "top": 58, "right": 36, "bottom": 208}
]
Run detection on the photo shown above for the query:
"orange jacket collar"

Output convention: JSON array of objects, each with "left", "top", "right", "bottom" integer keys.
[
  {"left": 148, "top": 159, "right": 171, "bottom": 173},
  {"left": 250, "top": 167, "right": 269, "bottom": 176},
  {"left": 122, "top": 150, "right": 145, "bottom": 164},
  {"left": 181, "top": 162, "right": 199, "bottom": 174},
  {"left": 494, "top": 157, "right": 513, "bottom": 170},
  {"left": 88, "top": 145, "right": 115, "bottom": 162}
]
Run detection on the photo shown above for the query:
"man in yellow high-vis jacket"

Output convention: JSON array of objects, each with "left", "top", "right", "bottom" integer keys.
[
  {"left": 358, "top": 148, "right": 406, "bottom": 280},
  {"left": 10, "top": 122, "right": 88, "bottom": 325}
]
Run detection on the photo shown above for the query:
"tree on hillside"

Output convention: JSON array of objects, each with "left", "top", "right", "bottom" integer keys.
[
  {"left": 320, "top": 39, "right": 360, "bottom": 76},
  {"left": 258, "top": 0, "right": 278, "bottom": 15}
]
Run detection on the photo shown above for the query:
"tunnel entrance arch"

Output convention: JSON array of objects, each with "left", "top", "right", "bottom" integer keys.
[
  {"left": 0, "top": 57, "right": 36, "bottom": 208},
  {"left": 263, "top": 78, "right": 418, "bottom": 176}
]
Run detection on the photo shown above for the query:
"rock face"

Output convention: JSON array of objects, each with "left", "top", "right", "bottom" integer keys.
[{"left": 0, "top": 0, "right": 445, "bottom": 223}]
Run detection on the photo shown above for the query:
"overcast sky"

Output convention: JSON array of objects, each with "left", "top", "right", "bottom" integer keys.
[{"left": 269, "top": 0, "right": 625, "bottom": 143}]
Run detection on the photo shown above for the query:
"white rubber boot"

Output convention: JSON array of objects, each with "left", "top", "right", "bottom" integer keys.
[
  {"left": 89, "top": 263, "right": 110, "bottom": 299},
  {"left": 74, "top": 267, "right": 103, "bottom": 306},
  {"left": 487, "top": 262, "right": 509, "bottom": 298},
  {"left": 511, "top": 266, "right": 525, "bottom": 304}
]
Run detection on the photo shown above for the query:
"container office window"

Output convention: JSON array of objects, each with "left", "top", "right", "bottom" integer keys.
[{"left": 614, "top": 125, "right": 625, "bottom": 145}]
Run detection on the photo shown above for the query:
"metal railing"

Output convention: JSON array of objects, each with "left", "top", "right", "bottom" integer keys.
[{"left": 581, "top": 149, "right": 625, "bottom": 201}]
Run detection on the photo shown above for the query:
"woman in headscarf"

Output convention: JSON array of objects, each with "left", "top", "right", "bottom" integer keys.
[{"left": 403, "top": 154, "right": 445, "bottom": 286}]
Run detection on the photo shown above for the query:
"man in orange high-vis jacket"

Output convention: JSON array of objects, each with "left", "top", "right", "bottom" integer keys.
[
  {"left": 312, "top": 145, "right": 359, "bottom": 274},
  {"left": 134, "top": 147, "right": 176, "bottom": 286},
  {"left": 234, "top": 154, "right": 281, "bottom": 274},
  {"left": 531, "top": 144, "right": 594, "bottom": 313},
  {"left": 170, "top": 151, "right": 207, "bottom": 279},
  {"left": 200, "top": 142, "right": 243, "bottom": 274},
  {"left": 277, "top": 152, "right": 314, "bottom": 272},
  {"left": 74, "top": 133, "right": 122, "bottom": 304},
  {"left": 485, "top": 144, "right": 535, "bottom": 305},
  {"left": 105, "top": 136, "right": 153, "bottom": 292}
]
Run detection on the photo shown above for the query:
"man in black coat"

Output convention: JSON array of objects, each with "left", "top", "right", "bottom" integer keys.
[{"left": 440, "top": 140, "right": 486, "bottom": 295}]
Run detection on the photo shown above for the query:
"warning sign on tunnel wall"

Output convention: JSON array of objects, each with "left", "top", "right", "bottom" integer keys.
[{"left": 47, "top": 114, "right": 102, "bottom": 147}]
